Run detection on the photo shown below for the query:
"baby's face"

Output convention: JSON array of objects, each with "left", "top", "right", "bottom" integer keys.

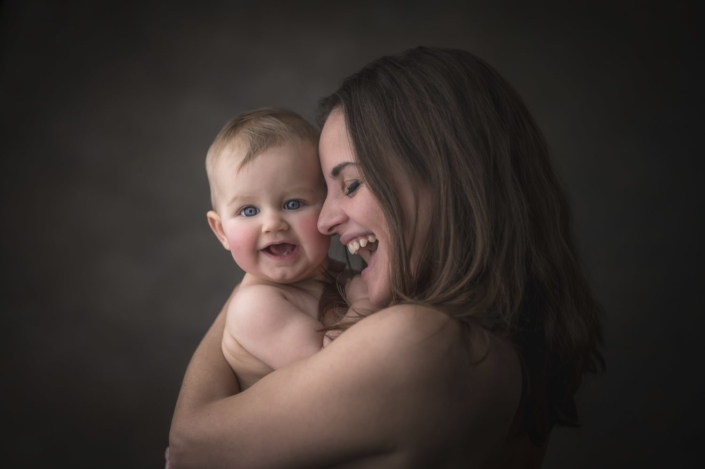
[{"left": 213, "top": 142, "right": 331, "bottom": 284}]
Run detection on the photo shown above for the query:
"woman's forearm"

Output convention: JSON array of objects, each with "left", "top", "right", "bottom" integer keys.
[{"left": 169, "top": 288, "right": 240, "bottom": 466}]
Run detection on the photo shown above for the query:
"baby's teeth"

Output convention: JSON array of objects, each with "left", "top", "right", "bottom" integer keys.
[
  {"left": 348, "top": 243, "right": 356, "bottom": 254},
  {"left": 359, "top": 238, "right": 368, "bottom": 247},
  {"left": 368, "top": 235, "right": 377, "bottom": 243},
  {"left": 353, "top": 240, "right": 360, "bottom": 253}
]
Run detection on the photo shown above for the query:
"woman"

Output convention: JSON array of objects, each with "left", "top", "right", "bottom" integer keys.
[{"left": 169, "top": 47, "right": 604, "bottom": 468}]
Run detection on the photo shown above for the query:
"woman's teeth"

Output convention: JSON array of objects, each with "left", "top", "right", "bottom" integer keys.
[{"left": 347, "top": 235, "right": 377, "bottom": 254}]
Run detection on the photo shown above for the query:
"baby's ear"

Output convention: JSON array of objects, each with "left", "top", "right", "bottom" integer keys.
[{"left": 207, "top": 211, "right": 230, "bottom": 250}]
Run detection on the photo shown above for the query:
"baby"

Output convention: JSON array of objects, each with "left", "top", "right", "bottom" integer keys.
[{"left": 205, "top": 108, "right": 340, "bottom": 390}]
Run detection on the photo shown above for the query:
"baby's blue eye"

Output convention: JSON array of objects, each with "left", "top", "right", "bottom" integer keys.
[
  {"left": 240, "top": 206, "right": 259, "bottom": 217},
  {"left": 284, "top": 200, "right": 301, "bottom": 210}
]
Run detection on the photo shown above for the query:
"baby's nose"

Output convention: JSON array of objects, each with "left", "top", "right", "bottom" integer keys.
[{"left": 262, "top": 212, "right": 289, "bottom": 233}]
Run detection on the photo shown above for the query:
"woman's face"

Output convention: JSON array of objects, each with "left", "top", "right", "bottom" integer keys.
[
  {"left": 317, "top": 110, "right": 429, "bottom": 306},
  {"left": 317, "top": 110, "right": 390, "bottom": 306}
]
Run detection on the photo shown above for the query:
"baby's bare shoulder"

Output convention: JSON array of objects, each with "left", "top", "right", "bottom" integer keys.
[
  {"left": 226, "top": 283, "right": 291, "bottom": 323},
  {"left": 233, "top": 282, "right": 288, "bottom": 301}
]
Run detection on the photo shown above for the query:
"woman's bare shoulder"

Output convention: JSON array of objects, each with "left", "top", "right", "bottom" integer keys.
[
  {"left": 344, "top": 304, "right": 456, "bottom": 344},
  {"left": 328, "top": 304, "right": 524, "bottom": 464},
  {"left": 341, "top": 303, "right": 520, "bottom": 382},
  {"left": 330, "top": 304, "right": 462, "bottom": 379}
]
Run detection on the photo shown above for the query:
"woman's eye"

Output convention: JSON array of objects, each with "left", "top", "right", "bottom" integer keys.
[
  {"left": 240, "top": 206, "right": 259, "bottom": 217},
  {"left": 284, "top": 200, "right": 301, "bottom": 210},
  {"left": 345, "top": 180, "right": 361, "bottom": 196}
]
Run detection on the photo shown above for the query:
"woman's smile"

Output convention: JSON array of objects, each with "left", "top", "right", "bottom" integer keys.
[
  {"left": 317, "top": 110, "right": 393, "bottom": 306},
  {"left": 344, "top": 234, "right": 377, "bottom": 255}
]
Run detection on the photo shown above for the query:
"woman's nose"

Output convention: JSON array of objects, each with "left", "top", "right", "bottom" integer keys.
[{"left": 317, "top": 196, "right": 345, "bottom": 235}]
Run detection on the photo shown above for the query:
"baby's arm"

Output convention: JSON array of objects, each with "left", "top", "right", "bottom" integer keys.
[{"left": 225, "top": 285, "right": 324, "bottom": 369}]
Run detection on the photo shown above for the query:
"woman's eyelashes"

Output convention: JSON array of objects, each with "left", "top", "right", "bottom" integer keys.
[{"left": 345, "top": 180, "right": 361, "bottom": 196}]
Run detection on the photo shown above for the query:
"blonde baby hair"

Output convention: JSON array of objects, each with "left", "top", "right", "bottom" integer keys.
[{"left": 206, "top": 108, "right": 320, "bottom": 208}]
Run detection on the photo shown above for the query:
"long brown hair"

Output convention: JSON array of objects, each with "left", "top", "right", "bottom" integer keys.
[{"left": 318, "top": 47, "right": 604, "bottom": 444}]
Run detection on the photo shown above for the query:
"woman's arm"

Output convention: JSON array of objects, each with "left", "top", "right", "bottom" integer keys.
[
  {"left": 171, "top": 261, "right": 347, "bottom": 459},
  {"left": 168, "top": 305, "right": 412, "bottom": 468},
  {"left": 168, "top": 302, "right": 521, "bottom": 469}
]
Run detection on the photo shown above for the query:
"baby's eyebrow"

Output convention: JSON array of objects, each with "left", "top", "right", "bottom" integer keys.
[
  {"left": 227, "top": 194, "right": 254, "bottom": 206},
  {"left": 330, "top": 162, "right": 356, "bottom": 178}
]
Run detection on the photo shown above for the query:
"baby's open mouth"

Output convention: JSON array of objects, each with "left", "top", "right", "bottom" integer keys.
[{"left": 264, "top": 243, "right": 297, "bottom": 256}]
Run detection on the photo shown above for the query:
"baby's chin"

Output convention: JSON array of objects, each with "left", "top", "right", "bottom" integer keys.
[{"left": 262, "top": 265, "right": 325, "bottom": 285}]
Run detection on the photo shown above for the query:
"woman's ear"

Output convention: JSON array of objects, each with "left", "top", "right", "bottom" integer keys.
[{"left": 207, "top": 211, "right": 230, "bottom": 250}]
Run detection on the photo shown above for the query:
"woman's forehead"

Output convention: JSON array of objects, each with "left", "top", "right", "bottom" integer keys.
[{"left": 319, "top": 110, "right": 356, "bottom": 174}]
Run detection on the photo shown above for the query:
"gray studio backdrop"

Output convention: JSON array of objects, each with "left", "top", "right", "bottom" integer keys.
[{"left": 1, "top": 1, "right": 701, "bottom": 468}]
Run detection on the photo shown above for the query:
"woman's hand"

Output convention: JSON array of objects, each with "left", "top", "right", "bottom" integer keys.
[
  {"left": 345, "top": 275, "right": 368, "bottom": 305},
  {"left": 323, "top": 275, "right": 381, "bottom": 347}
]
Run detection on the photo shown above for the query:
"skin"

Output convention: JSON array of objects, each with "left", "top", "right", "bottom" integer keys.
[
  {"left": 315, "top": 111, "right": 392, "bottom": 306},
  {"left": 316, "top": 111, "right": 432, "bottom": 307},
  {"left": 206, "top": 142, "right": 332, "bottom": 389},
  {"left": 169, "top": 112, "right": 543, "bottom": 469},
  {"left": 207, "top": 141, "right": 331, "bottom": 285}
]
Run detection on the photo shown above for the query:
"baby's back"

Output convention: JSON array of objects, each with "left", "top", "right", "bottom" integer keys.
[
  {"left": 222, "top": 274, "right": 325, "bottom": 390},
  {"left": 222, "top": 331, "right": 275, "bottom": 390}
]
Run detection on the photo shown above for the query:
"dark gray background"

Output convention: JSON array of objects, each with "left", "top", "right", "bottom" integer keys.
[{"left": 1, "top": 0, "right": 702, "bottom": 467}]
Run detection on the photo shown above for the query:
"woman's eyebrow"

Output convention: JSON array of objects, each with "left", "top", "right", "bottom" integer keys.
[{"left": 331, "top": 162, "right": 356, "bottom": 178}]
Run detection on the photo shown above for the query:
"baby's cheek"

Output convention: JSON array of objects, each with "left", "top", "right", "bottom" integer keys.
[
  {"left": 301, "top": 211, "right": 331, "bottom": 247},
  {"left": 227, "top": 229, "right": 259, "bottom": 271}
]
